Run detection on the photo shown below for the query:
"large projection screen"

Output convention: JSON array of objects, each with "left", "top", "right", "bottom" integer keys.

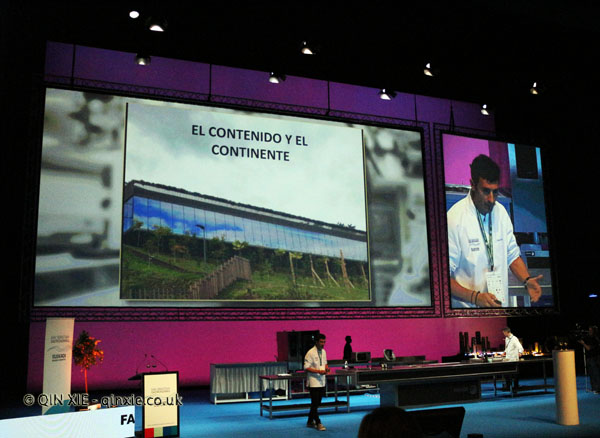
[
  {"left": 442, "top": 133, "right": 555, "bottom": 310},
  {"left": 33, "top": 88, "right": 431, "bottom": 308}
]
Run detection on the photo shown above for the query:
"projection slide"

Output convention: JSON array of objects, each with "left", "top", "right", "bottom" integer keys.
[
  {"left": 122, "top": 102, "right": 368, "bottom": 302},
  {"left": 33, "top": 88, "right": 430, "bottom": 308},
  {"left": 442, "top": 133, "right": 554, "bottom": 309}
]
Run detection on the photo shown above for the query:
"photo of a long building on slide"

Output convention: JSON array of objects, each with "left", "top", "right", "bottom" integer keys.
[{"left": 121, "top": 180, "right": 369, "bottom": 302}]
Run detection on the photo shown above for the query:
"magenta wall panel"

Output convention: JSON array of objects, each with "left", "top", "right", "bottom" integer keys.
[
  {"left": 329, "top": 83, "right": 416, "bottom": 120},
  {"left": 46, "top": 43, "right": 210, "bottom": 94},
  {"left": 27, "top": 318, "right": 507, "bottom": 391},
  {"left": 44, "top": 42, "right": 75, "bottom": 78},
  {"left": 450, "top": 100, "right": 495, "bottom": 131},
  {"left": 43, "top": 42, "right": 496, "bottom": 130},
  {"left": 211, "top": 65, "right": 329, "bottom": 108},
  {"left": 414, "top": 95, "right": 495, "bottom": 131}
]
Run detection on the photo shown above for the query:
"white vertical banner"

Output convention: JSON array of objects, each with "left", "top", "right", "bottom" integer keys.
[{"left": 42, "top": 318, "right": 75, "bottom": 414}]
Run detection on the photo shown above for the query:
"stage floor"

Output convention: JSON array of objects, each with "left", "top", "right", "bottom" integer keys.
[{"left": 2, "top": 377, "right": 600, "bottom": 438}]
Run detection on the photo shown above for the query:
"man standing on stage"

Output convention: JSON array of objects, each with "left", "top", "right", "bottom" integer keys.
[
  {"left": 502, "top": 327, "right": 524, "bottom": 393},
  {"left": 343, "top": 335, "right": 353, "bottom": 362},
  {"left": 304, "top": 333, "right": 329, "bottom": 431},
  {"left": 503, "top": 327, "right": 524, "bottom": 361}
]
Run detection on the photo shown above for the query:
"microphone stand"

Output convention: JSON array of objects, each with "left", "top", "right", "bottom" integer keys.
[
  {"left": 151, "top": 354, "right": 169, "bottom": 372},
  {"left": 135, "top": 353, "right": 148, "bottom": 377}
]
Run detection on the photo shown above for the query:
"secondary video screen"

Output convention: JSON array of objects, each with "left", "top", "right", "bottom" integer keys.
[
  {"left": 442, "top": 133, "right": 554, "bottom": 309},
  {"left": 33, "top": 88, "right": 431, "bottom": 308}
]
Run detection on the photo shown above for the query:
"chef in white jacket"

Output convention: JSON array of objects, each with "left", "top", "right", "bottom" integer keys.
[
  {"left": 502, "top": 327, "right": 524, "bottom": 393},
  {"left": 503, "top": 327, "right": 524, "bottom": 361}
]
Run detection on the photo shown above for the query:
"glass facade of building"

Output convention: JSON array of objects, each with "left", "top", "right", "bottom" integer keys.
[{"left": 123, "top": 194, "right": 367, "bottom": 262}]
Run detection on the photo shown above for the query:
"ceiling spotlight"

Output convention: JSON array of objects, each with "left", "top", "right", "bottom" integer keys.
[
  {"left": 135, "top": 54, "right": 151, "bottom": 66},
  {"left": 129, "top": 10, "right": 140, "bottom": 19},
  {"left": 268, "top": 72, "right": 286, "bottom": 84},
  {"left": 378, "top": 89, "right": 396, "bottom": 100},
  {"left": 481, "top": 104, "right": 490, "bottom": 116},
  {"left": 530, "top": 81, "right": 539, "bottom": 95},
  {"left": 301, "top": 41, "right": 315, "bottom": 55},
  {"left": 424, "top": 62, "right": 434, "bottom": 77},
  {"left": 147, "top": 17, "right": 167, "bottom": 32}
]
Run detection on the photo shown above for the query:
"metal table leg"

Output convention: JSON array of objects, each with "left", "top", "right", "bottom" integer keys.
[
  {"left": 259, "top": 377, "right": 263, "bottom": 416},
  {"left": 269, "top": 379, "right": 273, "bottom": 419},
  {"left": 334, "top": 375, "right": 338, "bottom": 412},
  {"left": 346, "top": 374, "right": 351, "bottom": 413}
]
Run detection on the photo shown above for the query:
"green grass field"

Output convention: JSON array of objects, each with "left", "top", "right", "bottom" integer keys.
[
  {"left": 215, "top": 270, "right": 369, "bottom": 301},
  {"left": 120, "top": 246, "right": 208, "bottom": 293},
  {"left": 121, "top": 245, "right": 369, "bottom": 301}
]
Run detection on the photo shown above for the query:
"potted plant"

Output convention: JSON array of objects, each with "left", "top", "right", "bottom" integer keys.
[{"left": 72, "top": 330, "right": 104, "bottom": 394}]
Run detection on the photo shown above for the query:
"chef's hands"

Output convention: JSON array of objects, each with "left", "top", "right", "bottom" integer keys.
[
  {"left": 476, "top": 292, "right": 502, "bottom": 307},
  {"left": 525, "top": 275, "right": 543, "bottom": 303}
]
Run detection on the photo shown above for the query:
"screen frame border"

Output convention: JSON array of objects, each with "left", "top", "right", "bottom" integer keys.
[
  {"left": 433, "top": 124, "right": 560, "bottom": 317},
  {"left": 26, "top": 81, "right": 442, "bottom": 321}
]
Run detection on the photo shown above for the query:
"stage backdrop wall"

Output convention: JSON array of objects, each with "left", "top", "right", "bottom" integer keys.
[
  {"left": 27, "top": 318, "right": 508, "bottom": 391},
  {"left": 27, "top": 43, "right": 502, "bottom": 391}
]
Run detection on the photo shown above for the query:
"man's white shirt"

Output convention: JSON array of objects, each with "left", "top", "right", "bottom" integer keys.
[
  {"left": 304, "top": 346, "right": 327, "bottom": 388},
  {"left": 447, "top": 192, "right": 521, "bottom": 307},
  {"left": 504, "top": 334, "right": 524, "bottom": 361}
]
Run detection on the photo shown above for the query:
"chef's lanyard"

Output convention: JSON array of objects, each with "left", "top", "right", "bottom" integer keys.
[{"left": 477, "top": 211, "right": 494, "bottom": 271}]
